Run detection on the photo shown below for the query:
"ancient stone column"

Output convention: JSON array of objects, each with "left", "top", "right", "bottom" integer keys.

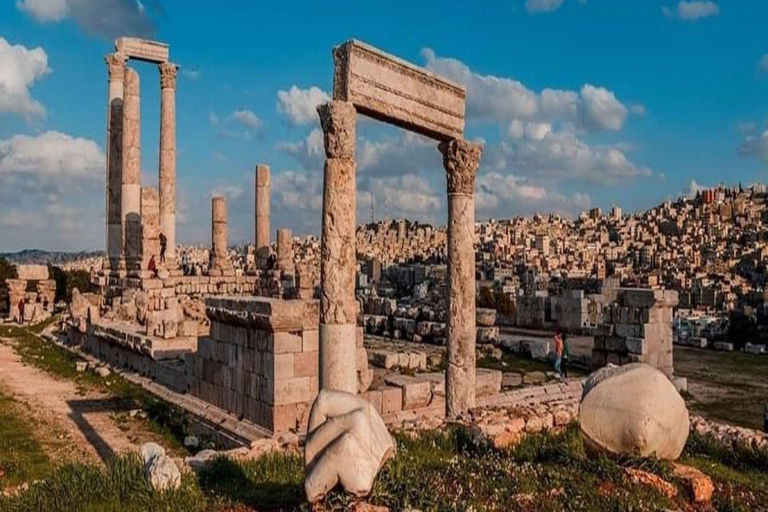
[
  {"left": 276, "top": 228, "right": 294, "bottom": 274},
  {"left": 158, "top": 62, "right": 179, "bottom": 266},
  {"left": 255, "top": 164, "right": 270, "bottom": 265},
  {"left": 140, "top": 188, "right": 160, "bottom": 271},
  {"left": 440, "top": 139, "right": 483, "bottom": 418},
  {"left": 105, "top": 53, "right": 126, "bottom": 271},
  {"left": 211, "top": 196, "right": 230, "bottom": 270},
  {"left": 317, "top": 101, "right": 357, "bottom": 394},
  {"left": 121, "top": 67, "right": 141, "bottom": 271}
]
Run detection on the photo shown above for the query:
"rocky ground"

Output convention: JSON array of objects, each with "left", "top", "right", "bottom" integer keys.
[{"left": 0, "top": 320, "right": 766, "bottom": 511}]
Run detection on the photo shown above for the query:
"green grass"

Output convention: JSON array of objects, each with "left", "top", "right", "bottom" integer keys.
[
  {"left": 674, "top": 345, "right": 768, "bottom": 429},
  {"left": 0, "top": 455, "right": 207, "bottom": 512},
  {"left": 0, "top": 322, "right": 190, "bottom": 454},
  {"left": 2, "top": 424, "right": 768, "bottom": 511},
  {"left": 477, "top": 352, "right": 587, "bottom": 378},
  {"left": 0, "top": 390, "right": 51, "bottom": 489}
]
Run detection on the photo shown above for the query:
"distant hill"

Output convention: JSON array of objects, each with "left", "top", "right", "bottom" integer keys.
[{"left": 0, "top": 250, "right": 104, "bottom": 266}]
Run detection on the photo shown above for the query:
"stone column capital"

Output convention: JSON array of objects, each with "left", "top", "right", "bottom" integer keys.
[
  {"left": 105, "top": 53, "right": 127, "bottom": 82},
  {"left": 317, "top": 101, "right": 356, "bottom": 159},
  {"left": 439, "top": 139, "right": 483, "bottom": 195},
  {"left": 159, "top": 62, "right": 179, "bottom": 90}
]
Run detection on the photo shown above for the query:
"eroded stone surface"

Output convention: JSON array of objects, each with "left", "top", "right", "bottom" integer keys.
[
  {"left": 304, "top": 390, "right": 395, "bottom": 502},
  {"left": 441, "top": 139, "right": 483, "bottom": 418},
  {"left": 159, "top": 62, "right": 178, "bottom": 263},
  {"left": 579, "top": 363, "right": 689, "bottom": 460}
]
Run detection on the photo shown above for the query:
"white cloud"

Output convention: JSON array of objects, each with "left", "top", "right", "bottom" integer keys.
[
  {"left": 476, "top": 172, "right": 591, "bottom": 216},
  {"left": 182, "top": 68, "right": 201, "bottom": 79},
  {"left": 579, "top": 84, "right": 627, "bottom": 131},
  {"left": 363, "top": 175, "right": 442, "bottom": 218},
  {"left": 421, "top": 48, "right": 628, "bottom": 132},
  {"left": 0, "top": 37, "right": 50, "bottom": 120},
  {"left": 663, "top": 1, "right": 719, "bottom": 21},
  {"left": 15, "top": 0, "right": 67, "bottom": 21},
  {"left": 211, "top": 184, "right": 243, "bottom": 201},
  {"left": 278, "top": 128, "right": 325, "bottom": 170},
  {"left": 758, "top": 55, "right": 768, "bottom": 74},
  {"left": 684, "top": 180, "right": 710, "bottom": 199},
  {"left": 525, "top": 0, "right": 564, "bottom": 14},
  {"left": 16, "top": 0, "right": 156, "bottom": 39},
  {"left": 208, "top": 109, "right": 264, "bottom": 139},
  {"left": 277, "top": 86, "right": 331, "bottom": 125},
  {"left": 230, "top": 109, "right": 263, "bottom": 129},
  {"left": 0, "top": 130, "right": 105, "bottom": 251},
  {"left": 0, "top": 131, "right": 104, "bottom": 181},
  {"left": 738, "top": 128, "right": 768, "bottom": 164},
  {"left": 485, "top": 133, "right": 651, "bottom": 185}
]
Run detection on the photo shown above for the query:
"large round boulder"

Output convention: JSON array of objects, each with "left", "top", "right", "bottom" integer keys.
[{"left": 579, "top": 363, "right": 689, "bottom": 460}]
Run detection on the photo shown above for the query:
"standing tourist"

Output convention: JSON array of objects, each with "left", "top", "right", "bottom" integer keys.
[
  {"left": 554, "top": 328, "right": 564, "bottom": 379},
  {"left": 18, "top": 298, "right": 25, "bottom": 324},
  {"left": 159, "top": 232, "right": 167, "bottom": 264}
]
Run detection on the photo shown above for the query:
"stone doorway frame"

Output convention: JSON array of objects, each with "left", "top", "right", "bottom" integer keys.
[{"left": 316, "top": 40, "right": 483, "bottom": 417}]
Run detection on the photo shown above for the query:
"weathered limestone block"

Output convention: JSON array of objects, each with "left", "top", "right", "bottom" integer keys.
[
  {"left": 332, "top": 39, "right": 465, "bottom": 141},
  {"left": 141, "top": 188, "right": 160, "bottom": 269},
  {"left": 122, "top": 67, "right": 141, "bottom": 270},
  {"left": 304, "top": 390, "right": 395, "bottom": 502},
  {"left": 476, "top": 308, "right": 496, "bottom": 327},
  {"left": 159, "top": 61, "right": 178, "bottom": 264},
  {"left": 106, "top": 53, "right": 126, "bottom": 268},
  {"left": 115, "top": 37, "right": 169, "bottom": 63},
  {"left": 441, "top": 138, "right": 483, "bottom": 418},
  {"left": 255, "top": 164, "right": 271, "bottom": 260},
  {"left": 211, "top": 196, "right": 231, "bottom": 270},
  {"left": 317, "top": 101, "right": 358, "bottom": 394},
  {"left": 579, "top": 363, "right": 689, "bottom": 460},
  {"left": 16, "top": 265, "right": 48, "bottom": 281},
  {"left": 276, "top": 228, "right": 294, "bottom": 274}
]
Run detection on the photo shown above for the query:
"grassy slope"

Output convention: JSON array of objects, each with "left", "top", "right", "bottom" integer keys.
[
  {"left": 1, "top": 321, "right": 766, "bottom": 511},
  {"left": 675, "top": 345, "right": 768, "bottom": 429},
  {"left": 0, "top": 390, "right": 51, "bottom": 490}
]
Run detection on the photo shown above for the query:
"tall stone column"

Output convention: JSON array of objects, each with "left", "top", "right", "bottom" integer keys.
[
  {"left": 255, "top": 164, "right": 270, "bottom": 265},
  {"left": 440, "top": 139, "right": 483, "bottom": 418},
  {"left": 317, "top": 101, "right": 358, "bottom": 393},
  {"left": 105, "top": 53, "right": 126, "bottom": 270},
  {"left": 276, "top": 228, "right": 294, "bottom": 274},
  {"left": 121, "top": 67, "right": 141, "bottom": 271},
  {"left": 211, "top": 196, "right": 230, "bottom": 270},
  {"left": 159, "top": 62, "right": 179, "bottom": 266}
]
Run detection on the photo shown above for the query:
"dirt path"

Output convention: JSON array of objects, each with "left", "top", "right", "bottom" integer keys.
[{"left": 0, "top": 341, "right": 139, "bottom": 464}]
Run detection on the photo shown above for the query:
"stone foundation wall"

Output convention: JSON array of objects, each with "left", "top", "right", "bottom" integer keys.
[
  {"left": 189, "top": 297, "right": 320, "bottom": 435},
  {"left": 592, "top": 288, "right": 678, "bottom": 376}
]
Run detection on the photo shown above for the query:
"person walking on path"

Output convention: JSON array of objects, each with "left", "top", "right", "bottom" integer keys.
[{"left": 554, "top": 328, "right": 564, "bottom": 379}]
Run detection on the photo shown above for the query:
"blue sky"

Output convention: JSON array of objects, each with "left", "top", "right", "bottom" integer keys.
[{"left": 1, "top": 0, "right": 767, "bottom": 251}]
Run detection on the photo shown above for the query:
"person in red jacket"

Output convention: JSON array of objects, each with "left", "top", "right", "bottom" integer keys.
[{"left": 553, "top": 328, "right": 564, "bottom": 379}]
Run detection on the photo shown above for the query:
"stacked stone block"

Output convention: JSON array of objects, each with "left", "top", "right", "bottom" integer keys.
[
  {"left": 592, "top": 288, "right": 678, "bottom": 377},
  {"left": 191, "top": 297, "right": 320, "bottom": 434},
  {"left": 141, "top": 188, "right": 160, "bottom": 272}
]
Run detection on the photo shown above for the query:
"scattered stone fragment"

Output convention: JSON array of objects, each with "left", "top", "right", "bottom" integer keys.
[
  {"left": 145, "top": 454, "right": 181, "bottom": 491},
  {"left": 625, "top": 467, "right": 678, "bottom": 499},
  {"left": 183, "top": 435, "right": 199, "bottom": 449},
  {"left": 672, "top": 463, "right": 714, "bottom": 503},
  {"left": 579, "top": 364, "right": 689, "bottom": 460},
  {"left": 94, "top": 366, "right": 111, "bottom": 378},
  {"left": 304, "top": 390, "right": 395, "bottom": 502},
  {"left": 185, "top": 449, "right": 218, "bottom": 472}
]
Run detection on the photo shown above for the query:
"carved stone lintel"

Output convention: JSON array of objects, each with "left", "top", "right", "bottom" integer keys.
[
  {"left": 159, "top": 62, "right": 179, "bottom": 90},
  {"left": 317, "top": 101, "right": 356, "bottom": 159},
  {"left": 439, "top": 139, "right": 483, "bottom": 195},
  {"left": 106, "top": 53, "right": 127, "bottom": 82}
]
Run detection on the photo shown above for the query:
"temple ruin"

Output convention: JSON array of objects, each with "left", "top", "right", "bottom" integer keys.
[{"left": 317, "top": 40, "right": 482, "bottom": 416}]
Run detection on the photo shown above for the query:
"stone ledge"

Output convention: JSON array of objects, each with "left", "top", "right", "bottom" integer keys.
[{"left": 205, "top": 297, "right": 319, "bottom": 332}]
